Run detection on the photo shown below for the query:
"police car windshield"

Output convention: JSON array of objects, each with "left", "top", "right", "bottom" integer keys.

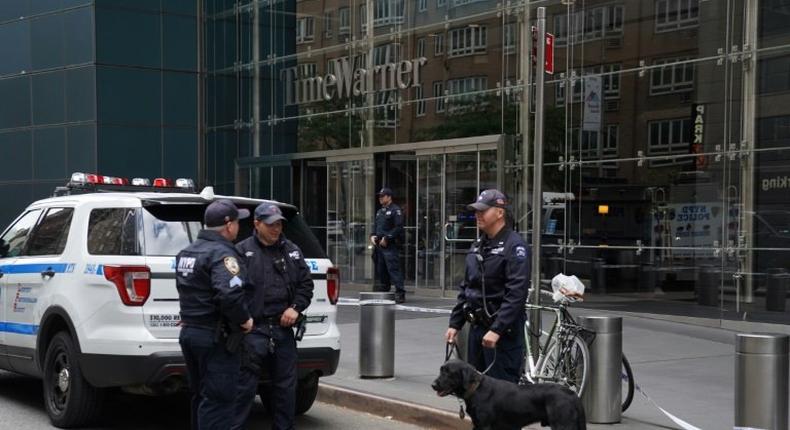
[{"left": 141, "top": 208, "right": 202, "bottom": 256}]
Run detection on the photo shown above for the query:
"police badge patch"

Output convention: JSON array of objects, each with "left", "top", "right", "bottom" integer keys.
[
  {"left": 224, "top": 256, "right": 240, "bottom": 275},
  {"left": 515, "top": 246, "right": 527, "bottom": 260}
]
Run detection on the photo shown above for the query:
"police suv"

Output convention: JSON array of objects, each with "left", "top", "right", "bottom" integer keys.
[{"left": 0, "top": 173, "right": 340, "bottom": 428}]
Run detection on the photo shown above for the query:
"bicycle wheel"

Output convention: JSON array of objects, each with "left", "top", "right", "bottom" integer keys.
[
  {"left": 539, "top": 333, "right": 590, "bottom": 396},
  {"left": 621, "top": 354, "right": 635, "bottom": 412}
]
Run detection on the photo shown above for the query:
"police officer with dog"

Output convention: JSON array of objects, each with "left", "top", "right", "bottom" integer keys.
[
  {"left": 370, "top": 187, "right": 406, "bottom": 303},
  {"left": 445, "top": 189, "right": 529, "bottom": 384},
  {"left": 232, "top": 202, "right": 314, "bottom": 430},
  {"left": 177, "top": 199, "right": 254, "bottom": 430}
]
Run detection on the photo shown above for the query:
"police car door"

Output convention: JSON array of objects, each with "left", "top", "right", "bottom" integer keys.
[
  {"left": 0, "top": 208, "right": 45, "bottom": 365},
  {"left": 4, "top": 207, "right": 75, "bottom": 366}
]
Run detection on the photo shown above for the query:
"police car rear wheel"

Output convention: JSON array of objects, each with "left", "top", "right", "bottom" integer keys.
[
  {"left": 43, "top": 332, "right": 103, "bottom": 428},
  {"left": 295, "top": 373, "right": 319, "bottom": 415}
]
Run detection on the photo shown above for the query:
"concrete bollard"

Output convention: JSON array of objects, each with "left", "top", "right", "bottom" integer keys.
[
  {"left": 579, "top": 316, "right": 622, "bottom": 424},
  {"left": 735, "top": 333, "right": 789, "bottom": 430},
  {"left": 359, "top": 292, "right": 396, "bottom": 378}
]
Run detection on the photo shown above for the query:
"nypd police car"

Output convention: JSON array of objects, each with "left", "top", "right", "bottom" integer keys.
[{"left": 0, "top": 173, "right": 340, "bottom": 427}]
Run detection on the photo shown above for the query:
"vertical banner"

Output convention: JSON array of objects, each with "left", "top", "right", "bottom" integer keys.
[
  {"left": 583, "top": 76, "right": 602, "bottom": 132},
  {"left": 690, "top": 104, "right": 707, "bottom": 170}
]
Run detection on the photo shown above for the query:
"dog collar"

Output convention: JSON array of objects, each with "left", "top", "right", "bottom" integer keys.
[{"left": 463, "top": 380, "right": 481, "bottom": 400}]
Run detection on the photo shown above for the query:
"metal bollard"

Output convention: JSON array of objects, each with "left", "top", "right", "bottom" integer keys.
[
  {"left": 359, "top": 292, "right": 396, "bottom": 378},
  {"left": 766, "top": 269, "right": 789, "bottom": 312},
  {"left": 579, "top": 316, "right": 622, "bottom": 424},
  {"left": 735, "top": 333, "right": 789, "bottom": 430}
]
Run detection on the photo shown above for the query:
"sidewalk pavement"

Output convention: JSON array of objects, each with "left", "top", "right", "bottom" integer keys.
[{"left": 318, "top": 286, "right": 790, "bottom": 429}]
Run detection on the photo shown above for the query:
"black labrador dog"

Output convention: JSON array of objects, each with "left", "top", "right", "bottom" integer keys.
[{"left": 431, "top": 359, "right": 586, "bottom": 430}]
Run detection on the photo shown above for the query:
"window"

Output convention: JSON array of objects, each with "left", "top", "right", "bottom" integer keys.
[
  {"left": 339, "top": 8, "right": 350, "bottom": 35},
  {"left": 447, "top": 76, "right": 487, "bottom": 111},
  {"left": 759, "top": 56, "right": 790, "bottom": 94},
  {"left": 324, "top": 12, "right": 333, "bottom": 38},
  {"left": 648, "top": 118, "right": 692, "bottom": 165},
  {"left": 651, "top": 58, "right": 694, "bottom": 95},
  {"left": 603, "top": 124, "right": 619, "bottom": 157},
  {"left": 415, "top": 85, "right": 426, "bottom": 116},
  {"left": 602, "top": 64, "right": 621, "bottom": 98},
  {"left": 452, "top": 0, "right": 484, "bottom": 7},
  {"left": 655, "top": 0, "right": 699, "bottom": 32},
  {"left": 375, "top": 90, "right": 398, "bottom": 127},
  {"left": 298, "top": 63, "right": 316, "bottom": 78},
  {"left": 554, "top": 5, "right": 624, "bottom": 45},
  {"left": 0, "top": 209, "right": 42, "bottom": 258},
  {"left": 434, "top": 34, "right": 444, "bottom": 56},
  {"left": 27, "top": 208, "right": 73, "bottom": 256},
  {"left": 437, "top": 0, "right": 446, "bottom": 8},
  {"left": 88, "top": 208, "right": 140, "bottom": 255},
  {"left": 504, "top": 23, "right": 517, "bottom": 55},
  {"left": 140, "top": 207, "right": 202, "bottom": 256},
  {"left": 448, "top": 26, "right": 487, "bottom": 57},
  {"left": 433, "top": 81, "right": 445, "bottom": 113},
  {"left": 377, "top": 0, "right": 405, "bottom": 26},
  {"left": 296, "top": 17, "right": 315, "bottom": 43},
  {"left": 373, "top": 43, "right": 400, "bottom": 66},
  {"left": 418, "top": 0, "right": 427, "bottom": 12},
  {"left": 417, "top": 38, "right": 426, "bottom": 58},
  {"left": 360, "top": 4, "right": 367, "bottom": 31}
]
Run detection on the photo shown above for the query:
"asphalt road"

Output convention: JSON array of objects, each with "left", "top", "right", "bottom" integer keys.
[{"left": 0, "top": 370, "right": 419, "bottom": 430}]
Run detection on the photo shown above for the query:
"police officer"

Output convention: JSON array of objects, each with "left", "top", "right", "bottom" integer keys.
[
  {"left": 177, "top": 199, "right": 254, "bottom": 430},
  {"left": 370, "top": 187, "right": 406, "bottom": 303},
  {"left": 232, "top": 202, "right": 314, "bottom": 430},
  {"left": 445, "top": 189, "right": 529, "bottom": 384}
]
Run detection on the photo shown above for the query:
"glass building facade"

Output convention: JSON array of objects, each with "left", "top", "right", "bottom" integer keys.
[
  {"left": 0, "top": 0, "right": 199, "bottom": 224},
  {"left": 3, "top": 1, "right": 790, "bottom": 325}
]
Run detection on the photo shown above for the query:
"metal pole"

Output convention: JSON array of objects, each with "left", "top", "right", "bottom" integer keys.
[
  {"left": 579, "top": 316, "right": 622, "bottom": 423},
  {"left": 735, "top": 333, "right": 789, "bottom": 430},
  {"left": 519, "top": 2, "right": 532, "bottom": 235},
  {"left": 740, "top": 0, "right": 758, "bottom": 305},
  {"left": 529, "top": 7, "right": 546, "bottom": 360},
  {"left": 252, "top": 0, "right": 261, "bottom": 158}
]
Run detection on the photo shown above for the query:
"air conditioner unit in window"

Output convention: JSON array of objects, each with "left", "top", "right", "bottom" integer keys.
[
  {"left": 605, "top": 37, "right": 623, "bottom": 49},
  {"left": 605, "top": 100, "right": 620, "bottom": 112}
]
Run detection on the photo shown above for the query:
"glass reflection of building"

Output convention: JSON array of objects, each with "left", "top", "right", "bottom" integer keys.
[
  {"left": 2, "top": 1, "right": 790, "bottom": 325},
  {"left": 205, "top": 0, "right": 790, "bottom": 325}
]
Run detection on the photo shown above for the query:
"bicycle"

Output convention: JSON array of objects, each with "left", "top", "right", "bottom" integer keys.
[{"left": 521, "top": 288, "right": 635, "bottom": 413}]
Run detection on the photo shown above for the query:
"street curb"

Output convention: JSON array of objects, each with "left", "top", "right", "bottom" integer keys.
[{"left": 317, "top": 382, "right": 472, "bottom": 429}]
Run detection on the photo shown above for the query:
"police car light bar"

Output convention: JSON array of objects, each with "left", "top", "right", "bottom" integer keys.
[
  {"left": 131, "top": 178, "right": 151, "bottom": 186},
  {"left": 67, "top": 172, "right": 196, "bottom": 192}
]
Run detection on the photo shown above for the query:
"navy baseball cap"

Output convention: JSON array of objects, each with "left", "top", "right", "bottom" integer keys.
[
  {"left": 204, "top": 199, "right": 250, "bottom": 227},
  {"left": 377, "top": 187, "right": 393, "bottom": 197},
  {"left": 468, "top": 189, "right": 508, "bottom": 211},
  {"left": 255, "top": 202, "right": 287, "bottom": 224}
]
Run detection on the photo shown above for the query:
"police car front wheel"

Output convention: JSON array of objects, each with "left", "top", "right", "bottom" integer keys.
[{"left": 43, "top": 332, "right": 104, "bottom": 428}]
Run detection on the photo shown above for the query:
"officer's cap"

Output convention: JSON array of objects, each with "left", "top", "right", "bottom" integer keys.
[
  {"left": 376, "top": 187, "right": 393, "bottom": 197},
  {"left": 255, "top": 202, "right": 287, "bottom": 224},
  {"left": 204, "top": 199, "right": 250, "bottom": 227},
  {"left": 467, "top": 189, "right": 508, "bottom": 211}
]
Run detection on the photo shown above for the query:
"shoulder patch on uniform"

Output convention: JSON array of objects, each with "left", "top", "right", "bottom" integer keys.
[
  {"left": 223, "top": 256, "right": 240, "bottom": 275},
  {"left": 245, "top": 251, "right": 254, "bottom": 257},
  {"left": 288, "top": 250, "right": 301, "bottom": 260},
  {"left": 396, "top": 210, "right": 402, "bottom": 215},
  {"left": 515, "top": 246, "right": 527, "bottom": 259}
]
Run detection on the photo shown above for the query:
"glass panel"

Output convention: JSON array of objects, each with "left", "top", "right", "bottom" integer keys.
[
  {"left": 417, "top": 154, "right": 443, "bottom": 289},
  {"left": 0, "top": 19, "right": 30, "bottom": 78},
  {"left": 66, "top": 66, "right": 96, "bottom": 121},
  {"left": 33, "top": 71, "right": 66, "bottom": 125},
  {"left": 31, "top": 12, "right": 64, "bottom": 70},
  {"left": 163, "top": 72, "right": 198, "bottom": 126},
  {"left": 87, "top": 208, "right": 140, "bottom": 255},
  {"left": 33, "top": 127, "right": 67, "bottom": 180},
  {"left": 0, "top": 209, "right": 42, "bottom": 259},
  {"left": 0, "top": 1, "right": 30, "bottom": 22},
  {"left": 97, "top": 126, "right": 162, "bottom": 179},
  {"left": 26, "top": 207, "right": 74, "bottom": 256},
  {"left": 0, "top": 130, "right": 32, "bottom": 181},
  {"left": 66, "top": 124, "right": 96, "bottom": 173},
  {"left": 163, "top": 14, "right": 197, "bottom": 71},
  {"left": 163, "top": 128, "right": 198, "bottom": 179},
  {"left": 97, "top": 66, "right": 159, "bottom": 124},
  {"left": 63, "top": 6, "right": 93, "bottom": 65},
  {"left": 96, "top": 7, "right": 161, "bottom": 68},
  {"left": 0, "top": 76, "right": 31, "bottom": 129},
  {"left": 444, "top": 152, "right": 478, "bottom": 290}
]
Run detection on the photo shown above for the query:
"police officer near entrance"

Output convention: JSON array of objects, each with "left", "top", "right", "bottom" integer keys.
[
  {"left": 370, "top": 187, "right": 406, "bottom": 303},
  {"left": 177, "top": 199, "right": 254, "bottom": 430},
  {"left": 232, "top": 202, "right": 314, "bottom": 430},
  {"left": 445, "top": 189, "right": 529, "bottom": 384}
]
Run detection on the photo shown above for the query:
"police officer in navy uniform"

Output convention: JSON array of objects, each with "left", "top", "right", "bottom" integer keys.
[
  {"left": 370, "top": 187, "right": 406, "bottom": 303},
  {"left": 177, "top": 199, "right": 254, "bottom": 430},
  {"left": 232, "top": 202, "right": 314, "bottom": 430},
  {"left": 445, "top": 190, "right": 529, "bottom": 384}
]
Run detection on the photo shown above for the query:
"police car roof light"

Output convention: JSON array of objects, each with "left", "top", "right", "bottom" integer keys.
[
  {"left": 131, "top": 178, "right": 152, "bottom": 186},
  {"left": 153, "top": 178, "right": 174, "bottom": 187},
  {"left": 175, "top": 178, "right": 195, "bottom": 189}
]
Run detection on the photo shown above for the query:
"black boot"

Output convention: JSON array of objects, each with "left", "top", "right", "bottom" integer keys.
[{"left": 395, "top": 291, "right": 405, "bottom": 304}]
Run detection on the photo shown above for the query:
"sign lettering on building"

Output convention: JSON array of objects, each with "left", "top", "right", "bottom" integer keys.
[
  {"left": 282, "top": 57, "right": 428, "bottom": 106},
  {"left": 690, "top": 104, "right": 706, "bottom": 170}
]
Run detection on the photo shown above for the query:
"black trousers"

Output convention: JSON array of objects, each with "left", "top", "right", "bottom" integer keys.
[
  {"left": 231, "top": 326, "right": 297, "bottom": 430},
  {"left": 180, "top": 326, "right": 241, "bottom": 430}
]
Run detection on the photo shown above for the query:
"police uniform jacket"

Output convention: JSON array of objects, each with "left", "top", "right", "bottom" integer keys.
[
  {"left": 236, "top": 234, "right": 314, "bottom": 320},
  {"left": 449, "top": 227, "right": 530, "bottom": 335},
  {"left": 176, "top": 229, "right": 250, "bottom": 327},
  {"left": 372, "top": 203, "right": 404, "bottom": 245}
]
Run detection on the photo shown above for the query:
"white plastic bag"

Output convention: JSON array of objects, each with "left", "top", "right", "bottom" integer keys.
[{"left": 550, "top": 273, "right": 585, "bottom": 302}]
